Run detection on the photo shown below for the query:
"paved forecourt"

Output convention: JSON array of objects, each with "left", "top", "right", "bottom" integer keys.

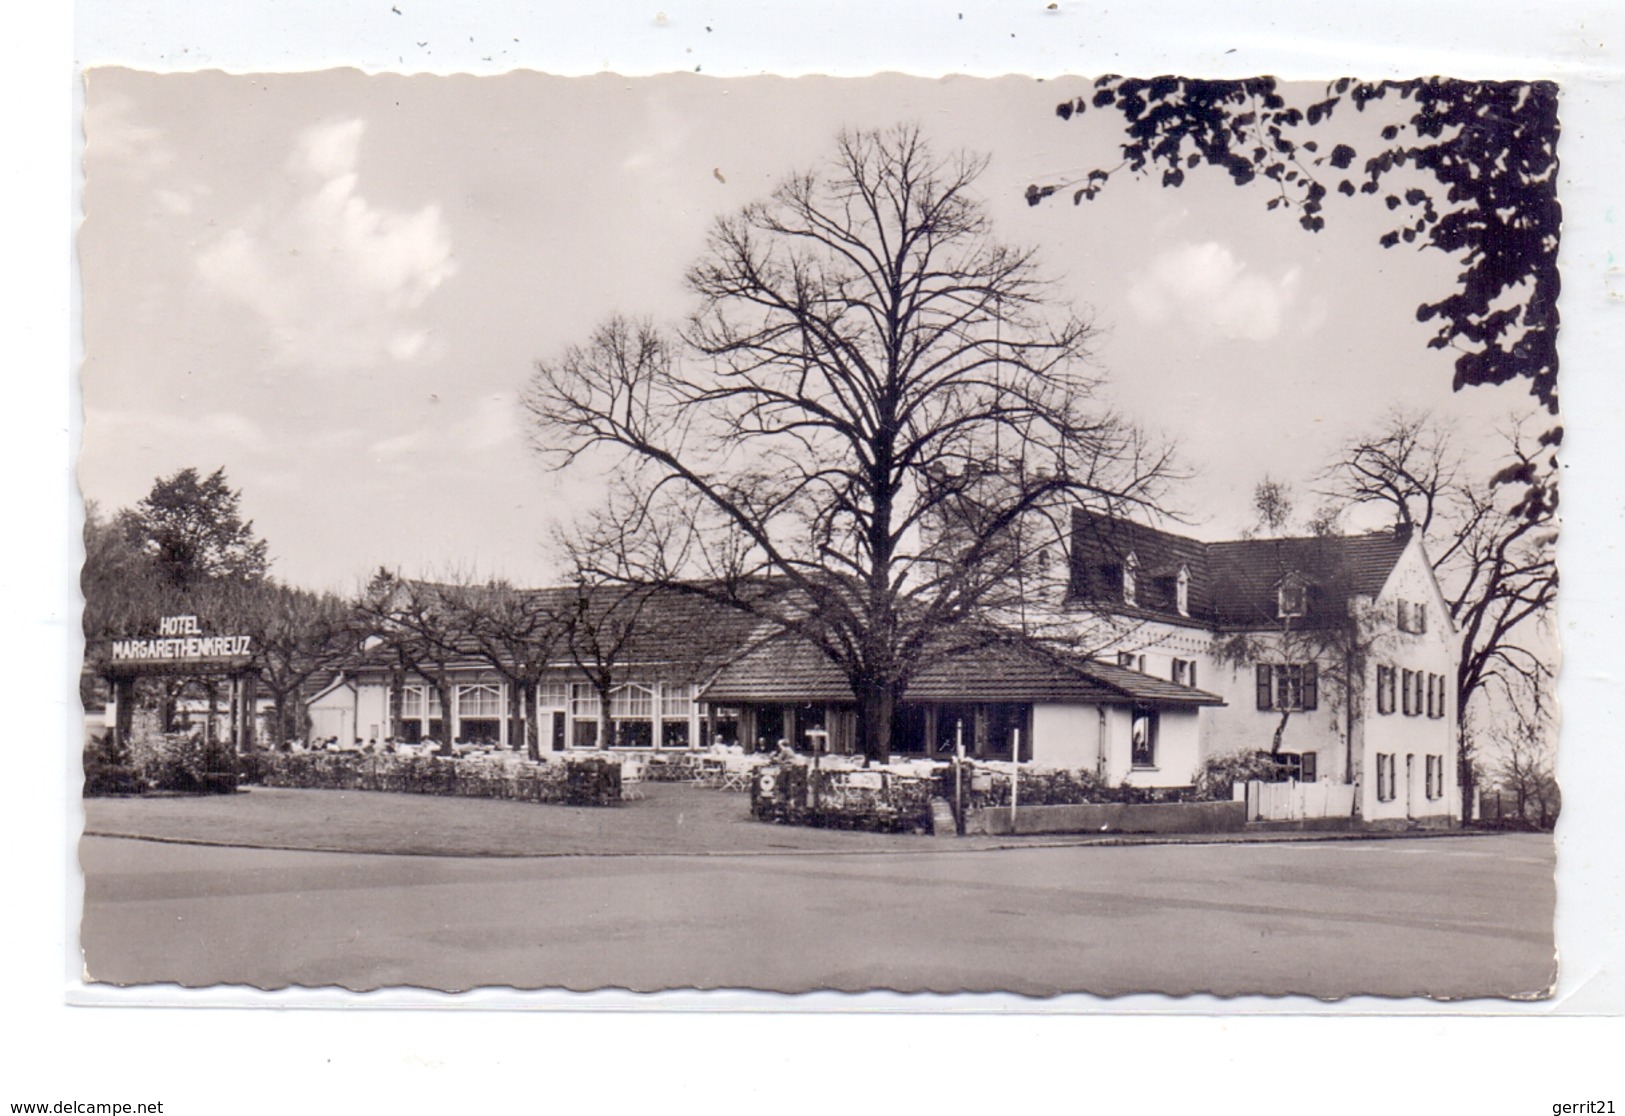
[{"left": 80, "top": 829, "right": 1555, "bottom": 998}]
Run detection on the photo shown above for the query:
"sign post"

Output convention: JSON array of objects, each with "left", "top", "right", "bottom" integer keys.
[
  {"left": 1009, "top": 728, "right": 1020, "bottom": 832},
  {"left": 954, "top": 719, "right": 964, "bottom": 836}
]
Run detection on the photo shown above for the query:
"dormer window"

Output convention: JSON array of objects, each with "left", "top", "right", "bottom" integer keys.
[
  {"left": 1277, "top": 575, "right": 1307, "bottom": 619},
  {"left": 1123, "top": 553, "right": 1139, "bottom": 606},
  {"left": 1176, "top": 566, "right": 1190, "bottom": 617}
]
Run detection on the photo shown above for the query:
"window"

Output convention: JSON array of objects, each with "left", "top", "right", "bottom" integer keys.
[
  {"left": 1117, "top": 651, "right": 1144, "bottom": 672},
  {"left": 400, "top": 684, "right": 441, "bottom": 719},
  {"left": 1176, "top": 566, "right": 1190, "bottom": 617},
  {"left": 570, "top": 684, "right": 600, "bottom": 721},
  {"left": 537, "top": 682, "right": 568, "bottom": 710},
  {"left": 458, "top": 683, "right": 502, "bottom": 718},
  {"left": 1171, "top": 658, "right": 1197, "bottom": 688},
  {"left": 456, "top": 683, "right": 503, "bottom": 744},
  {"left": 1401, "top": 669, "right": 1415, "bottom": 716},
  {"left": 1256, "top": 663, "right": 1318, "bottom": 711},
  {"left": 1130, "top": 707, "right": 1158, "bottom": 768},
  {"left": 1376, "top": 664, "right": 1396, "bottom": 715},
  {"left": 397, "top": 683, "right": 444, "bottom": 743},
  {"left": 1123, "top": 553, "right": 1139, "bottom": 606},
  {"left": 659, "top": 683, "right": 695, "bottom": 750},
  {"left": 1277, "top": 578, "right": 1307, "bottom": 618},
  {"left": 1376, "top": 753, "right": 1396, "bottom": 801},
  {"left": 1410, "top": 670, "right": 1424, "bottom": 716},
  {"left": 661, "top": 683, "right": 695, "bottom": 720},
  {"left": 569, "top": 684, "right": 601, "bottom": 748},
  {"left": 1426, "top": 673, "right": 1448, "bottom": 720},
  {"left": 1397, "top": 599, "right": 1428, "bottom": 634},
  {"left": 607, "top": 683, "right": 658, "bottom": 748},
  {"left": 1257, "top": 751, "right": 1317, "bottom": 783},
  {"left": 1424, "top": 754, "right": 1445, "bottom": 800},
  {"left": 985, "top": 702, "right": 1031, "bottom": 761}
]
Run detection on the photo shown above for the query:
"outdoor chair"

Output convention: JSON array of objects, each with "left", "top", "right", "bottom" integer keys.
[
  {"left": 693, "top": 756, "right": 727, "bottom": 788},
  {"left": 718, "top": 757, "right": 758, "bottom": 792},
  {"left": 620, "top": 758, "right": 647, "bottom": 800}
]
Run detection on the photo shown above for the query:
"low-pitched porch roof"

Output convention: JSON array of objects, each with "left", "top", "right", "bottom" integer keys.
[{"left": 700, "top": 636, "right": 1225, "bottom": 707}]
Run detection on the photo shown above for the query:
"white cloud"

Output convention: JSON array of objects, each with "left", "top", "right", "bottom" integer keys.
[
  {"left": 367, "top": 394, "right": 518, "bottom": 466},
  {"left": 196, "top": 118, "right": 456, "bottom": 371},
  {"left": 1127, "top": 241, "right": 1303, "bottom": 343}
]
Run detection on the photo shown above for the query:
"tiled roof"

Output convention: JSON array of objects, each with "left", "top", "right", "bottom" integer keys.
[
  {"left": 1204, "top": 532, "right": 1410, "bottom": 626},
  {"left": 1069, "top": 509, "right": 1411, "bottom": 629},
  {"left": 700, "top": 633, "right": 1225, "bottom": 707},
  {"left": 355, "top": 582, "right": 770, "bottom": 680}
]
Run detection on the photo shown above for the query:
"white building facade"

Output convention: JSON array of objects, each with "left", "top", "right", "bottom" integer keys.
[{"left": 1065, "top": 511, "right": 1460, "bottom": 826}]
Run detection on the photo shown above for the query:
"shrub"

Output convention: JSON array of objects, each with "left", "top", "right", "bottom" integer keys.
[
  {"left": 960, "top": 766, "right": 1112, "bottom": 810},
  {"left": 83, "top": 762, "right": 144, "bottom": 796},
  {"left": 132, "top": 732, "right": 237, "bottom": 794},
  {"left": 1193, "top": 750, "right": 1283, "bottom": 801},
  {"left": 83, "top": 732, "right": 144, "bottom": 796}
]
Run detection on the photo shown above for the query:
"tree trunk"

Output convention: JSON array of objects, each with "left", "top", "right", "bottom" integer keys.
[
  {"left": 525, "top": 681, "right": 541, "bottom": 761},
  {"left": 1456, "top": 726, "right": 1476, "bottom": 828},
  {"left": 505, "top": 678, "right": 524, "bottom": 753},
  {"left": 434, "top": 675, "right": 456, "bottom": 755},
  {"left": 1270, "top": 710, "right": 1291, "bottom": 755},
  {"left": 855, "top": 681, "right": 895, "bottom": 763},
  {"left": 596, "top": 680, "right": 613, "bottom": 751},
  {"left": 270, "top": 693, "right": 290, "bottom": 751}
]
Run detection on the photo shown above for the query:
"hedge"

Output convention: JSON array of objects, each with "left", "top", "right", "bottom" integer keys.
[{"left": 251, "top": 752, "right": 622, "bottom": 807}]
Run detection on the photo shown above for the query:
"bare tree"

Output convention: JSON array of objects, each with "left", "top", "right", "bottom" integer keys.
[
  {"left": 357, "top": 571, "right": 470, "bottom": 755},
  {"left": 1489, "top": 716, "right": 1560, "bottom": 830},
  {"left": 215, "top": 580, "right": 358, "bottom": 749},
  {"left": 525, "top": 125, "right": 1172, "bottom": 759},
  {"left": 1319, "top": 411, "right": 1558, "bottom": 808},
  {"left": 445, "top": 580, "right": 567, "bottom": 760}
]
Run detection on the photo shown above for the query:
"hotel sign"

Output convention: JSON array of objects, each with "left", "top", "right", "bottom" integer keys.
[{"left": 109, "top": 614, "right": 253, "bottom": 665}]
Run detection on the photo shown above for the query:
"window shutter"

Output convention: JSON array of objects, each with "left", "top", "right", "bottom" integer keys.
[
  {"left": 1190, "top": 661, "right": 1197, "bottom": 689},
  {"left": 1417, "top": 604, "right": 1427, "bottom": 633},
  {"left": 1400, "top": 670, "right": 1411, "bottom": 715},
  {"left": 1256, "top": 664, "right": 1272, "bottom": 710},
  {"left": 1425, "top": 674, "right": 1435, "bottom": 718},
  {"left": 1397, "top": 599, "right": 1407, "bottom": 630},
  {"left": 1301, "top": 751, "right": 1317, "bottom": 782},
  {"left": 1303, "top": 663, "right": 1319, "bottom": 710}
]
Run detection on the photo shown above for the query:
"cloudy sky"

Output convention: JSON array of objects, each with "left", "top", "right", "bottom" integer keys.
[{"left": 80, "top": 69, "right": 1534, "bottom": 592}]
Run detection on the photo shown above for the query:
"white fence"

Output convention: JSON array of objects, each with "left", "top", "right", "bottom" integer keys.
[{"left": 1233, "top": 779, "right": 1356, "bottom": 822}]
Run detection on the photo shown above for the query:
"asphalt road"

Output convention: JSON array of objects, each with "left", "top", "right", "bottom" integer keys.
[{"left": 79, "top": 832, "right": 1555, "bottom": 998}]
